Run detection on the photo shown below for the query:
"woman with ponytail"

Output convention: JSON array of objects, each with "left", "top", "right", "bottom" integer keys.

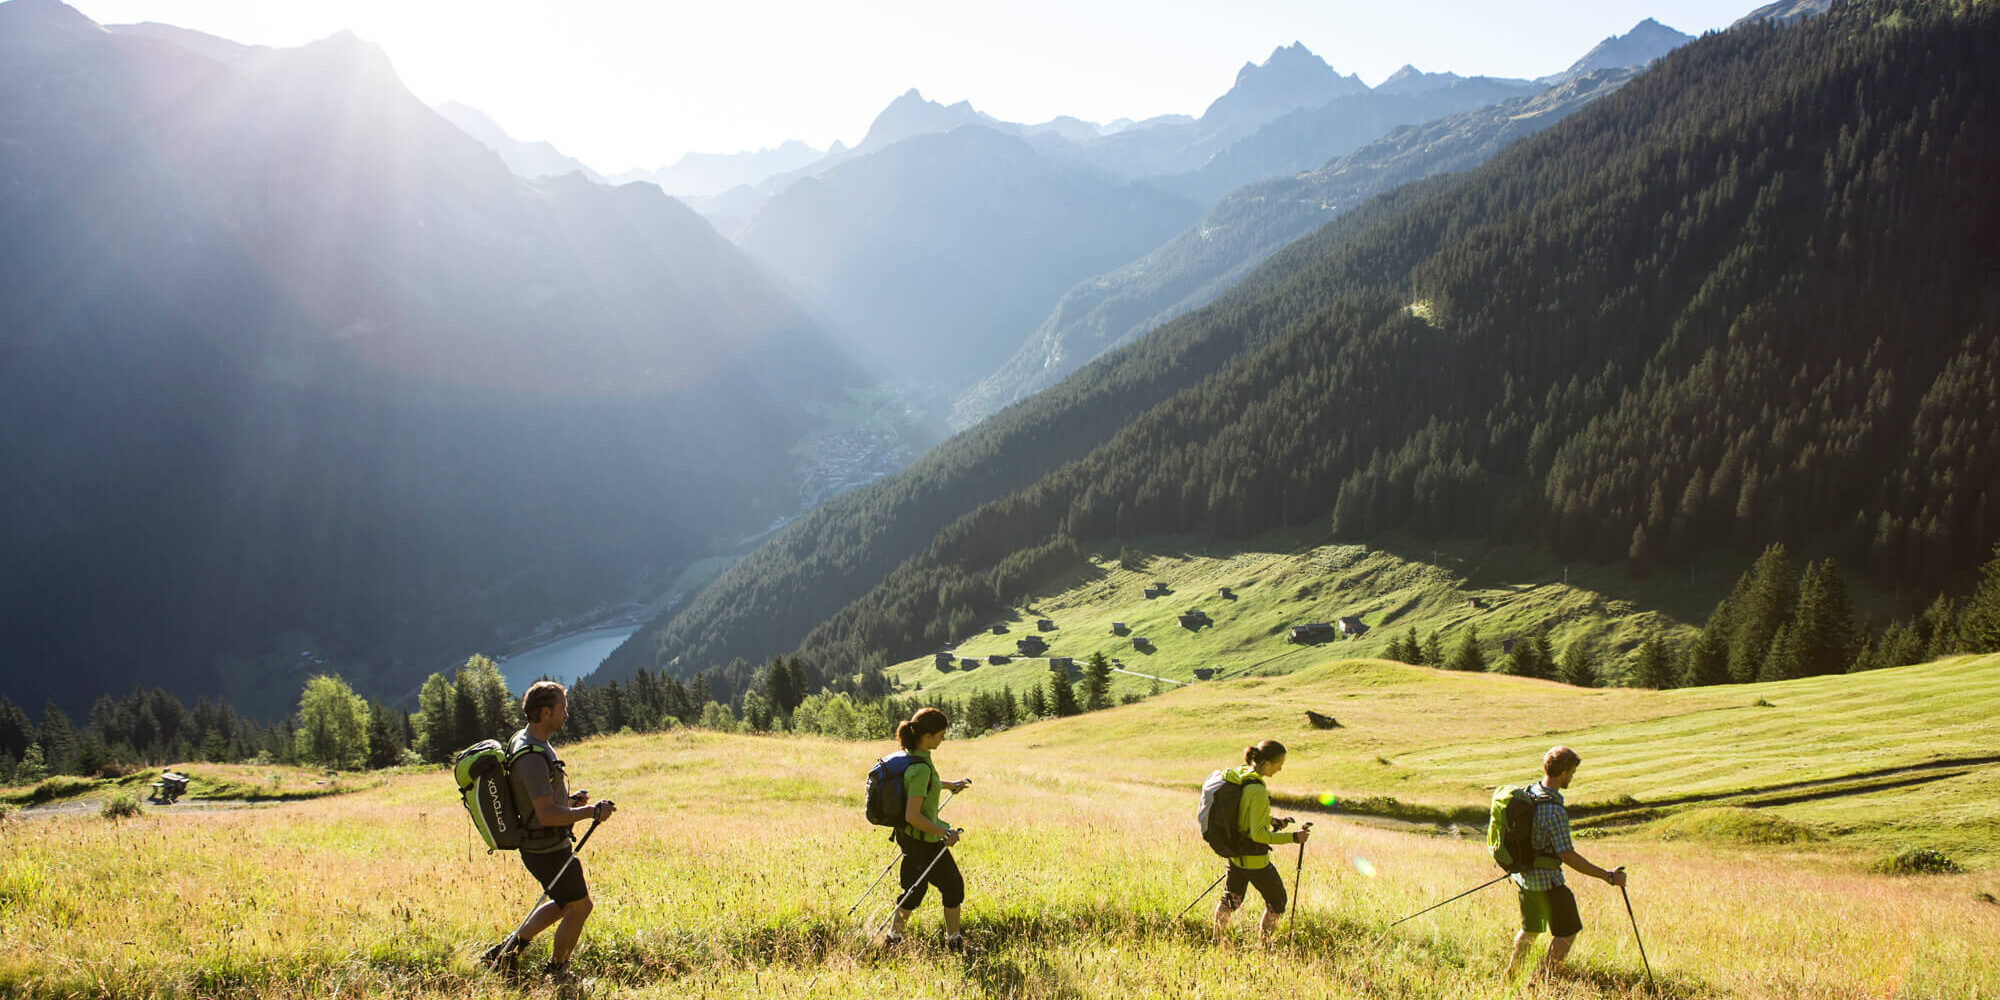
[
  {"left": 887, "top": 707, "right": 973, "bottom": 950},
  {"left": 1212, "top": 739, "right": 1308, "bottom": 946}
]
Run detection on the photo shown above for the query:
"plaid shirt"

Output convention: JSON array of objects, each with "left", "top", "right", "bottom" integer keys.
[{"left": 1511, "top": 781, "right": 1572, "bottom": 892}]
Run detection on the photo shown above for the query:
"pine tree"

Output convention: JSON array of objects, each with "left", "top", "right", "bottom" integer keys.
[
  {"left": 15, "top": 743, "right": 47, "bottom": 784},
  {"left": 1421, "top": 631, "right": 1445, "bottom": 667},
  {"left": 1049, "top": 668, "right": 1082, "bottom": 717},
  {"left": 1920, "top": 595, "right": 1961, "bottom": 659},
  {"left": 37, "top": 701, "right": 78, "bottom": 776},
  {"left": 414, "top": 672, "right": 457, "bottom": 763},
  {"left": 1633, "top": 636, "right": 1676, "bottom": 689},
  {"left": 1730, "top": 544, "right": 1797, "bottom": 683},
  {"left": 1688, "top": 604, "right": 1736, "bottom": 692},
  {"left": 1024, "top": 683, "right": 1049, "bottom": 719},
  {"left": 1959, "top": 544, "right": 2000, "bottom": 653},
  {"left": 1082, "top": 652, "right": 1113, "bottom": 711},
  {"left": 0, "top": 696, "right": 33, "bottom": 762},
  {"left": 1792, "top": 560, "right": 1858, "bottom": 675},
  {"left": 1501, "top": 639, "right": 1540, "bottom": 677},
  {"left": 1445, "top": 628, "right": 1485, "bottom": 672},
  {"left": 365, "top": 701, "right": 402, "bottom": 769},
  {"left": 1761, "top": 622, "right": 1802, "bottom": 682},
  {"left": 1557, "top": 641, "right": 1598, "bottom": 688}
]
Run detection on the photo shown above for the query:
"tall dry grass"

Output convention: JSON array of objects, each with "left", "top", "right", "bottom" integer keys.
[{"left": 3, "top": 728, "right": 1995, "bottom": 998}]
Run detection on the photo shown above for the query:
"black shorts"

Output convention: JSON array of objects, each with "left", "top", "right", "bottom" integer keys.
[
  {"left": 521, "top": 847, "right": 589, "bottom": 907},
  {"left": 894, "top": 830, "right": 966, "bottom": 910},
  {"left": 1518, "top": 885, "right": 1582, "bottom": 937},
  {"left": 1224, "top": 863, "right": 1287, "bottom": 915}
]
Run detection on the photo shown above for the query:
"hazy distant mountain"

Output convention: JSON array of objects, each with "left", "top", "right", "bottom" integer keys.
[
  {"left": 436, "top": 101, "right": 603, "bottom": 181},
  {"left": 1734, "top": 0, "right": 1833, "bottom": 27},
  {"left": 620, "top": 140, "right": 823, "bottom": 198},
  {"left": 681, "top": 90, "right": 1007, "bottom": 237},
  {"left": 1155, "top": 75, "right": 1543, "bottom": 205},
  {"left": 737, "top": 125, "right": 1201, "bottom": 392},
  {"left": 1195, "top": 42, "right": 1369, "bottom": 147},
  {"left": 0, "top": 0, "right": 864, "bottom": 714},
  {"left": 856, "top": 88, "right": 1004, "bottom": 154},
  {"left": 952, "top": 68, "right": 1641, "bottom": 428},
  {"left": 1539, "top": 18, "right": 1693, "bottom": 85}
]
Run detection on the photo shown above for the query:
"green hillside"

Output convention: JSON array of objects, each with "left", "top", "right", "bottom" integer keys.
[
  {"left": 880, "top": 534, "right": 1775, "bottom": 702},
  {"left": 6, "top": 657, "right": 1997, "bottom": 999}
]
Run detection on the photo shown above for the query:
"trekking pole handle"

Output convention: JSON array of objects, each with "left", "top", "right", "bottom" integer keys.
[{"left": 572, "top": 817, "right": 602, "bottom": 853}]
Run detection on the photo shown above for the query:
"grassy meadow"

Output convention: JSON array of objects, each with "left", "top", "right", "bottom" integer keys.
[{"left": 4, "top": 655, "right": 1998, "bottom": 998}]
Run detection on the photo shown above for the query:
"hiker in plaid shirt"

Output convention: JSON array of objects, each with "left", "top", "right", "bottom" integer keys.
[{"left": 1505, "top": 745, "right": 1628, "bottom": 982}]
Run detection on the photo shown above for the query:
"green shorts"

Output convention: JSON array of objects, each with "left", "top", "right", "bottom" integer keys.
[{"left": 1518, "top": 885, "right": 1582, "bottom": 937}]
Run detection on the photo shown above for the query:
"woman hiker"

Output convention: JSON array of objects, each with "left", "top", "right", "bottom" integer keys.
[
  {"left": 1212, "top": 739, "right": 1309, "bottom": 947},
  {"left": 886, "top": 706, "right": 974, "bottom": 950}
]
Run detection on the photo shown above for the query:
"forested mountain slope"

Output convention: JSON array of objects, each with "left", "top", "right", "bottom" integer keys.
[
  {"left": 604, "top": 1, "right": 2000, "bottom": 695},
  {"left": 0, "top": 1, "right": 863, "bottom": 714}
]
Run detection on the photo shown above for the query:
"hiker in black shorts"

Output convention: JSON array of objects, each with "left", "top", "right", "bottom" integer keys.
[
  {"left": 480, "top": 680, "right": 616, "bottom": 981},
  {"left": 886, "top": 707, "right": 974, "bottom": 951},
  {"left": 1505, "top": 745, "right": 1625, "bottom": 982},
  {"left": 1212, "top": 739, "right": 1309, "bottom": 947}
]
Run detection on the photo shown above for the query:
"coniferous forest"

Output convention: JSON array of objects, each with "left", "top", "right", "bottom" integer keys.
[{"left": 602, "top": 1, "right": 2000, "bottom": 698}]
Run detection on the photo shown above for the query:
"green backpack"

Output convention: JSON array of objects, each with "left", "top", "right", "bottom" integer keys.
[
  {"left": 453, "top": 739, "right": 551, "bottom": 852},
  {"left": 1487, "top": 784, "right": 1563, "bottom": 874}
]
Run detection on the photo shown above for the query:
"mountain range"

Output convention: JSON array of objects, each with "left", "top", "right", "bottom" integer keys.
[
  {"left": 597, "top": 0, "right": 1999, "bottom": 699},
  {"left": 0, "top": 0, "right": 865, "bottom": 716}
]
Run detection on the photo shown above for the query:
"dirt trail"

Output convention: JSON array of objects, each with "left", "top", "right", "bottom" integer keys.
[{"left": 15, "top": 797, "right": 286, "bottom": 820}]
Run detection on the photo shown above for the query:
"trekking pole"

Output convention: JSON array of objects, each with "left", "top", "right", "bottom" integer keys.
[
  {"left": 1614, "top": 867, "right": 1656, "bottom": 995},
  {"left": 1174, "top": 871, "right": 1229, "bottom": 919},
  {"left": 845, "top": 791, "right": 956, "bottom": 918},
  {"left": 1287, "top": 822, "right": 1312, "bottom": 939},
  {"left": 1377, "top": 872, "right": 1512, "bottom": 941},
  {"left": 492, "top": 818, "right": 602, "bottom": 956}
]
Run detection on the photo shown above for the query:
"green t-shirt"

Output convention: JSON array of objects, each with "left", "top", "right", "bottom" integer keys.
[
  {"left": 902, "top": 749, "right": 944, "bottom": 842},
  {"left": 1225, "top": 763, "right": 1298, "bottom": 870}
]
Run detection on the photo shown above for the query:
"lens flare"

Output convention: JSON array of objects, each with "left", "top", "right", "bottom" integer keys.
[
  {"left": 1317, "top": 793, "right": 1339, "bottom": 808},
  {"left": 1352, "top": 856, "right": 1378, "bottom": 878}
]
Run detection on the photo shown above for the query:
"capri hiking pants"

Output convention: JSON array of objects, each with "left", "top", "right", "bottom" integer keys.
[
  {"left": 1222, "top": 862, "right": 1287, "bottom": 915},
  {"left": 894, "top": 830, "right": 966, "bottom": 910}
]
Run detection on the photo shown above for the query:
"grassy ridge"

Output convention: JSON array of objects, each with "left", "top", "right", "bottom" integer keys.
[
  {"left": 879, "top": 533, "right": 1833, "bottom": 701},
  {"left": 4, "top": 659, "right": 1998, "bottom": 998}
]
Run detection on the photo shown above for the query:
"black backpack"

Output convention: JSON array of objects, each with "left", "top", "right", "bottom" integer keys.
[
  {"left": 1197, "top": 768, "right": 1270, "bottom": 858},
  {"left": 865, "top": 751, "right": 929, "bottom": 828}
]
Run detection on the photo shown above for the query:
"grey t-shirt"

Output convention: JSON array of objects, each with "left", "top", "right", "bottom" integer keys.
[{"left": 508, "top": 729, "right": 570, "bottom": 853}]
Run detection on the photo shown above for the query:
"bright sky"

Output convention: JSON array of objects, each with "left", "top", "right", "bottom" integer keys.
[{"left": 64, "top": 0, "right": 1760, "bottom": 173}]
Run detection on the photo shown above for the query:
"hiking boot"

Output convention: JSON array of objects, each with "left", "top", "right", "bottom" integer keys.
[
  {"left": 944, "top": 933, "right": 978, "bottom": 956},
  {"left": 478, "top": 938, "right": 524, "bottom": 975},
  {"left": 542, "top": 961, "right": 576, "bottom": 984},
  {"left": 881, "top": 932, "right": 906, "bottom": 948}
]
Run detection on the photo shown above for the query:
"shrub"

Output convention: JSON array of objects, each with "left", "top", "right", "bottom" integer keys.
[
  {"left": 26, "top": 776, "right": 92, "bottom": 804},
  {"left": 100, "top": 793, "right": 143, "bottom": 819},
  {"left": 1876, "top": 848, "right": 1963, "bottom": 874}
]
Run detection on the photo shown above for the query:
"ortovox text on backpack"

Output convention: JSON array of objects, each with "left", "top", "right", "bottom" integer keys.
[
  {"left": 1197, "top": 768, "right": 1270, "bottom": 859},
  {"left": 865, "top": 751, "right": 928, "bottom": 829},
  {"left": 1488, "top": 784, "right": 1563, "bottom": 874},
  {"left": 454, "top": 739, "right": 554, "bottom": 852}
]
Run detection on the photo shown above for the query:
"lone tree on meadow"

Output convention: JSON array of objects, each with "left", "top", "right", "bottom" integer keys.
[{"left": 294, "top": 674, "right": 370, "bottom": 770}]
